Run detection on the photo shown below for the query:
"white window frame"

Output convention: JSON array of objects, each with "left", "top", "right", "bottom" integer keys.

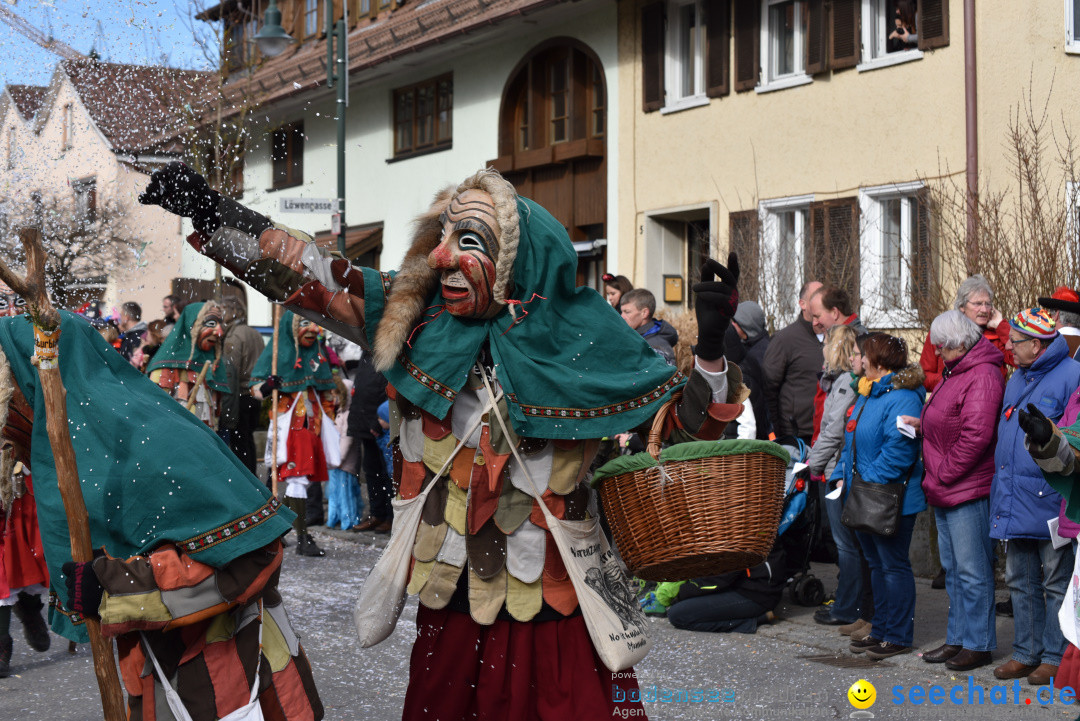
[
  {"left": 1067, "top": 0, "right": 1080, "bottom": 53},
  {"left": 858, "top": 180, "right": 925, "bottom": 328},
  {"left": 756, "top": 0, "right": 812, "bottom": 94},
  {"left": 662, "top": 0, "right": 709, "bottom": 114},
  {"left": 758, "top": 195, "right": 813, "bottom": 327},
  {"left": 857, "top": 0, "right": 923, "bottom": 72}
]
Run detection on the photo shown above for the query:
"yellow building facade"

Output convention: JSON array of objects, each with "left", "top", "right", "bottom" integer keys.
[{"left": 618, "top": 0, "right": 1080, "bottom": 331}]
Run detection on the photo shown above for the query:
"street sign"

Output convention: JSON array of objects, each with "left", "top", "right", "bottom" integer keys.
[
  {"left": 278, "top": 197, "right": 340, "bottom": 214},
  {"left": 331, "top": 213, "right": 341, "bottom": 235}
]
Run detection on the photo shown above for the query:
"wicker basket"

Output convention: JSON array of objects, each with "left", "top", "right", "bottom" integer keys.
[{"left": 595, "top": 396, "right": 787, "bottom": 582}]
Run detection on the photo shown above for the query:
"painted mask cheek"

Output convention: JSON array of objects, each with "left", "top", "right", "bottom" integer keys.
[{"left": 458, "top": 253, "right": 495, "bottom": 311}]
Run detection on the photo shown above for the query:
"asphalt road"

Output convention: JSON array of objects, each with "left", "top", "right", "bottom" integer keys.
[{"left": 2, "top": 528, "right": 1076, "bottom": 721}]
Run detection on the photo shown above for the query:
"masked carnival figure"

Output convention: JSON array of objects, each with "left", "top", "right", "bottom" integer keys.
[
  {"left": 0, "top": 313, "right": 321, "bottom": 719},
  {"left": 146, "top": 301, "right": 231, "bottom": 429},
  {"left": 250, "top": 311, "right": 339, "bottom": 558},
  {"left": 141, "top": 163, "right": 745, "bottom": 720},
  {"left": 0, "top": 284, "right": 50, "bottom": 678}
]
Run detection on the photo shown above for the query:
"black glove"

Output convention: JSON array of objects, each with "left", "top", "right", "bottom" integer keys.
[
  {"left": 1019, "top": 403, "right": 1055, "bottom": 447},
  {"left": 692, "top": 253, "right": 740, "bottom": 362},
  {"left": 139, "top": 162, "right": 222, "bottom": 236},
  {"left": 62, "top": 561, "right": 104, "bottom": 618},
  {"left": 262, "top": 375, "right": 283, "bottom": 393}
]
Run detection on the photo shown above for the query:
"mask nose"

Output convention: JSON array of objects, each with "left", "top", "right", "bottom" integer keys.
[{"left": 428, "top": 239, "right": 458, "bottom": 271}]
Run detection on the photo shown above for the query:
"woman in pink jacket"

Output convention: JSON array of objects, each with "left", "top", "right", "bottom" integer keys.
[{"left": 917, "top": 310, "right": 1005, "bottom": 672}]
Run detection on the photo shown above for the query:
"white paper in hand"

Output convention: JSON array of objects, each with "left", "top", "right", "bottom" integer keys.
[{"left": 896, "top": 416, "right": 918, "bottom": 439}]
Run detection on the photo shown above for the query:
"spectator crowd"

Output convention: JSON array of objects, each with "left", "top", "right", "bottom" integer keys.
[{"left": 605, "top": 269, "right": 1080, "bottom": 694}]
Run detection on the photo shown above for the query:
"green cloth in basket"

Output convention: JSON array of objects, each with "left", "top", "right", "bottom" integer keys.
[{"left": 591, "top": 439, "right": 791, "bottom": 488}]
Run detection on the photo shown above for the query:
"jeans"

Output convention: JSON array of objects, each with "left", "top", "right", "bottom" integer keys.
[
  {"left": 935, "top": 500, "right": 996, "bottom": 652},
  {"left": 826, "top": 493, "right": 863, "bottom": 623},
  {"left": 666, "top": 592, "right": 769, "bottom": 634},
  {"left": 1005, "top": 537, "right": 1075, "bottom": 666},
  {"left": 857, "top": 514, "right": 917, "bottom": 647}
]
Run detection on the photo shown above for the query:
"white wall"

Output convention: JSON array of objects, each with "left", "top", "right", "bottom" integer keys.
[{"left": 196, "top": 2, "right": 618, "bottom": 327}]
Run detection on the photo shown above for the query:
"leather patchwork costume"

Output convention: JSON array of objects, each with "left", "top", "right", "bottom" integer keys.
[{"left": 141, "top": 164, "right": 744, "bottom": 720}]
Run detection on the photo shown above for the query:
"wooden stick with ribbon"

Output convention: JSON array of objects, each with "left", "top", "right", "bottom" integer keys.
[
  {"left": 270, "top": 304, "right": 281, "bottom": 496},
  {"left": 0, "top": 228, "right": 126, "bottom": 721}
]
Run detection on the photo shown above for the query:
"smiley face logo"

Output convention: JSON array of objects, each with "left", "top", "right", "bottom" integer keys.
[{"left": 848, "top": 679, "right": 876, "bottom": 709}]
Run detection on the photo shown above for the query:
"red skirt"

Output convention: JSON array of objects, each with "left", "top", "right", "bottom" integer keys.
[
  {"left": 281, "top": 428, "right": 328, "bottom": 483},
  {"left": 0, "top": 475, "right": 49, "bottom": 599},
  {"left": 402, "top": 605, "right": 647, "bottom": 721}
]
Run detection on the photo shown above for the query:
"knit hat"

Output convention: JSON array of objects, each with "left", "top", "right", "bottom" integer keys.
[
  {"left": 1037, "top": 286, "right": 1080, "bottom": 316},
  {"left": 1010, "top": 307, "right": 1058, "bottom": 339}
]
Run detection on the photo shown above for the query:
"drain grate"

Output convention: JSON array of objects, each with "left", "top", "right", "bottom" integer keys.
[{"left": 799, "top": 654, "right": 892, "bottom": 669}]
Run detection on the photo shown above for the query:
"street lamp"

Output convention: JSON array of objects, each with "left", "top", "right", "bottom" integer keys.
[
  {"left": 255, "top": 0, "right": 348, "bottom": 257},
  {"left": 251, "top": 0, "right": 295, "bottom": 58}
]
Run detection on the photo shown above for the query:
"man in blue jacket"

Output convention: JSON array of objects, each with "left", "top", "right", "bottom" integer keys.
[{"left": 991, "top": 308, "right": 1080, "bottom": 686}]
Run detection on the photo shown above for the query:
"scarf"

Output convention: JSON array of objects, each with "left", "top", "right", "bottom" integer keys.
[
  {"left": 250, "top": 310, "right": 337, "bottom": 393},
  {"left": 363, "top": 197, "right": 684, "bottom": 439},
  {"left": 0, "top": 313, "right": 292, "bottom": 642},
  {"left": 146, "top": 302, "right": 231, "bottom": 392}
]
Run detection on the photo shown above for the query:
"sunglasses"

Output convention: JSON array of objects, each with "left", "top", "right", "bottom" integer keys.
[{"left": 602, "top": 273, "right": 615, "bottom": 283}]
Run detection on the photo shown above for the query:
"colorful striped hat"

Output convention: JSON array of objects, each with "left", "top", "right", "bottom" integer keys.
[{"left": 1010, "top": 307, "right": 1058, "bottom": 339}]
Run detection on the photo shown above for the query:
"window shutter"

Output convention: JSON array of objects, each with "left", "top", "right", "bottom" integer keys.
[
  {"left": 917, "top": 0, "right": 949, "bottom": 50},
  {"left": 913, "top": 188, "right": 936, "bottom": 323},
  {"left": 733, "top": 0, "right": 760, "bottom": 93},
  {"left": 642, "top": 2, "right": 666, "bottom": 113},
  {"left": 729, "top": 209, "right": 760, "bottom": 302},
  {"left": 808, "top": 197, "right": 860, "bottom": 303},
  {"left": 829, "top": 0, "right": 860, "bottom": 70},
  {"left": 705, "top": 0, "right": 731, "bottom": 98},
  {"left": 805, "top": 0, "right": 828, "bottom": 75}
]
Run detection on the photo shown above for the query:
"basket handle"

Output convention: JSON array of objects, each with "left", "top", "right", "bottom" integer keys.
[{"left": 645, "top": 391, "right": 682, "bottom": 460}]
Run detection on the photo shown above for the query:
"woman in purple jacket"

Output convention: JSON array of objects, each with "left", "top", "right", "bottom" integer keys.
[{"left": 917, "top": 310, "right": 1005, "bottom": 671}]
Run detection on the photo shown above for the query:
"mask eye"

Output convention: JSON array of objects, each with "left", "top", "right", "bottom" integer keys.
[
  {"left": 203, "top": 319, "right": 218, "bottom": 329},
  {"left": 13, "top": 297, "right": 24, "bottom": 308},
  {"left": 457, "top": 232, "right": 484, "bottom": 252}
]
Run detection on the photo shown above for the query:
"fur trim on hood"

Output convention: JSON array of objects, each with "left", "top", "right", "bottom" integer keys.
[
  {"left": 890, "top": 363, "right": 926, "bottom": 391},
  {"left": 372, "top": 169, "right": 521, "bottom": 372}
]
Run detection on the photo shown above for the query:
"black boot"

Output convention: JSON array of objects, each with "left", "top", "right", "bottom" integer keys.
[
  {"left": 0, "top": 635, "right": 11, "bottom": 678},
  {"left": 13, "top": 592, "right": 50, "bottom": 652},
  {"left": 296, "top": 532, "right": 326, "bottom": 557}
]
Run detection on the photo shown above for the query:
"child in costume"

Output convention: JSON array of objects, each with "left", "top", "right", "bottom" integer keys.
[
  {"left": 141, "top": 163, "right": 744, "bottom": 720},
  {"left": 251, "top": 311, "right": 340, "bottom": 557},
  {"left": 0, "top": 312, "right": 322, "bottom": 719},
  {"left": 146, "top": 301, "right": 232, "bottom": 429}
]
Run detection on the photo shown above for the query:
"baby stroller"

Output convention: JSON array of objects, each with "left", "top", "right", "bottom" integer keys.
[{"left": 776, "top": 439, "right": 825, "bottom": 607}]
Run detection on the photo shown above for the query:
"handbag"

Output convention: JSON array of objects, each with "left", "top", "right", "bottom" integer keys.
[{"left": 840, "top": 402, "right": 914, "bottom": 537}]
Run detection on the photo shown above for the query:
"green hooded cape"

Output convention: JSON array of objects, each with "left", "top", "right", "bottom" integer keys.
[
  {"left": 249, "top": 310, "right": 337, "bottom": 393},
  {"left": 0, "top": 313, "right": 293, "bottom": 642},
  {"left": 145, "top": 301, "right": 231, "bottom": 393},
  {"left": 363, "top": 197, "right": 686, "bottom": 440}
]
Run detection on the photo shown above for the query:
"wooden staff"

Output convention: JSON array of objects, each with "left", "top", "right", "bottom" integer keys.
[
  {"left": 185, "top": 360, "right": 213, "bottom": 413},
  {"left": 270, "top": 304, "right": 281, "bottom": 496},
  {"left": 0, "top": 228, "right": 125, "bottom": 721}
]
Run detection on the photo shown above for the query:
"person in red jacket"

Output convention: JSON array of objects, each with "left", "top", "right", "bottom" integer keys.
[{"left": 919, "top": 275, "right": 1013, "bottom": 391}]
